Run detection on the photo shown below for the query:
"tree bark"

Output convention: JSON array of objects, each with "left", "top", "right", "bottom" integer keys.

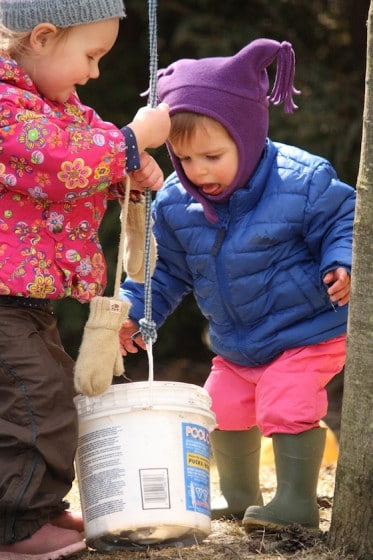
[{"left": 328, "top": 2, "right": 373, "bottom": 558}]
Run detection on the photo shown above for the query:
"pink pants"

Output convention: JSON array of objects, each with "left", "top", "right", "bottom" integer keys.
[{"left": 204, "top": 335, "right": 346, "bottom": 436}]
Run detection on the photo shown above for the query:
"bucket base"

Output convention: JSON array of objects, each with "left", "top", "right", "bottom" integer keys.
[{"left": 88, "top": 526, "right": 206, "bottom": 551}]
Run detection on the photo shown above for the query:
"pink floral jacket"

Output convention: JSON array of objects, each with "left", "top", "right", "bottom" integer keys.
[{"left": 0, "top": 53, "right": 138, "bottom": 303}]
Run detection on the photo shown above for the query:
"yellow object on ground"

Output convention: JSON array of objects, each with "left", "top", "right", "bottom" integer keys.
[{"left": 260, "top": 423, "right": 339, "bottom": 467}]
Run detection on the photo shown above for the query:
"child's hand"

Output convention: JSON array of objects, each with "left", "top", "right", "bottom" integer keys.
[
  {"left": 129, "top": 102, "right": 170, "bottom": 152},
  {"left": 119, "top": 318, "right": 147, "bottom": 355},
  {"left": 323, "top": 267, "right": 351, "bottom": 306},
  {"left": 129, "top": 152, "right": 164, "bottom": 191}
]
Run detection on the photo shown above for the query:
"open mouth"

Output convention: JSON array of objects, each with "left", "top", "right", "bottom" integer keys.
[{"left": 200, "top": 183, "right": 222, "bottom": 195}]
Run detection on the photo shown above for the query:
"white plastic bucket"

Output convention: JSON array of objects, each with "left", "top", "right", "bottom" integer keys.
[{"left": 74, "top": 381, "right": 216, "bottom": 550}]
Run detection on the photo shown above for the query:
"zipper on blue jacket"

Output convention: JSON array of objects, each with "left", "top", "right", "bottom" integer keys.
[
  {"left": 212, "top": 216, "right": 240, "bottom": 323},
  {"left": 211, "top": 222, "right": 228, "bottom": 256}
]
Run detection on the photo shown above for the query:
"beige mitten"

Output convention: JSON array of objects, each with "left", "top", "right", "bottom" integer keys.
[
  {"left": 122, "top": 196, "right": 157, "bottom": 282},
  {"left": 74, "top": 296, "right": 131, "bottom": 396}
]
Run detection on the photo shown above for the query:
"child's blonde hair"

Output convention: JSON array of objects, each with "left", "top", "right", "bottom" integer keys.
[
  {"left": 0, "top": 23, "right": 29, "bottom": 55},
  {"left": 0, "top": 23, "right": 69, "bottom": 58}
]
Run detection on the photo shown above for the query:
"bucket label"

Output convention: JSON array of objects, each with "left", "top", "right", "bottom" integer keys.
[
  {"left": 182, "top": 422, "right": 211, "bottom": 516},
  {"left": 76, "top": 425, "right": 127, "bottom": 522}
]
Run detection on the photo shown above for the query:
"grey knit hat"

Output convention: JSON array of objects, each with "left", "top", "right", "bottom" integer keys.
[{"left": 0, "top": 0, "right": 126, "bottom": 32}]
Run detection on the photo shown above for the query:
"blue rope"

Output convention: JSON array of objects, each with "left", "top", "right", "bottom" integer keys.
[
  {"left": 140, "top": 0, "right": 158, "bottom": 345},
  {"left": 148, "top": 0, "right": 158, "bottom": 109}
]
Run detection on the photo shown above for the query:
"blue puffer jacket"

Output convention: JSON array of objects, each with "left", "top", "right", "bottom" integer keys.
[{"left": 120, "top": 139, "right": 356, "bottom": 366}]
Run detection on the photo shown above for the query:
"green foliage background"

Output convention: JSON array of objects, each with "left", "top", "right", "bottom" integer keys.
[{"left": 55, "top": 0, "right": 368, "bottom": 372}]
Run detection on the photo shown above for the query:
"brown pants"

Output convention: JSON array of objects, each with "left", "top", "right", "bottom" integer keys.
[{"left": 0, "top": 305, "right": 78, "bottom": 544}]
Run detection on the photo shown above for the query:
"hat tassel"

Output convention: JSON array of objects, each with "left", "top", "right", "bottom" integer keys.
[{"left": 269, "top": 41, "right": 301, "bottom": 113}]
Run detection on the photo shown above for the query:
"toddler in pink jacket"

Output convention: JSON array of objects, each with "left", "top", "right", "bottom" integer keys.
[{"left": 0, "top": 0, "right": 170, "bottom": 558}]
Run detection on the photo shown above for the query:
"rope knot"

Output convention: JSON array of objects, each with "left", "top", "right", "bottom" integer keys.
[{"left": 139, "top": 317, "right": 158, "bottom": 344}]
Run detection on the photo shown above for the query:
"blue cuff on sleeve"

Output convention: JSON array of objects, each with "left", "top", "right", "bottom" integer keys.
[{"left": 121, "top": 126, "right": 140, "bottom": 172}]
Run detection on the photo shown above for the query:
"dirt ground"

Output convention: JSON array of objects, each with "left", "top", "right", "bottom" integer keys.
[{"left": 67, "top": 433, "right": 354, "bottom": 560}]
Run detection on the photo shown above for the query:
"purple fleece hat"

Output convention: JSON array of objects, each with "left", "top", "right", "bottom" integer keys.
[{"left": 157, "top": 38, "right": 300, "bottom": 223}]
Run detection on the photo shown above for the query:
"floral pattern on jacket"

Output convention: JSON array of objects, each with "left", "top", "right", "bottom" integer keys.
[{"left": 0, "top": 52, "right": 131, "bottom": 302}]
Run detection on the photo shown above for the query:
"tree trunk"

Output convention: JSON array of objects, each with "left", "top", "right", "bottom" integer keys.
[{"left": 328, "top": 2, "right": 373, "bottom": 558}]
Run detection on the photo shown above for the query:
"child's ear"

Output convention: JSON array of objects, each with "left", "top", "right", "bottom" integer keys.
[{"left": 29, "top": 23, "right": 58, "bottom": 52}]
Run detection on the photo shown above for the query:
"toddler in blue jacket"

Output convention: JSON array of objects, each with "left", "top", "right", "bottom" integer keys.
[{"left": 119, "top": 38, "right": 355, "bottom": 532}]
